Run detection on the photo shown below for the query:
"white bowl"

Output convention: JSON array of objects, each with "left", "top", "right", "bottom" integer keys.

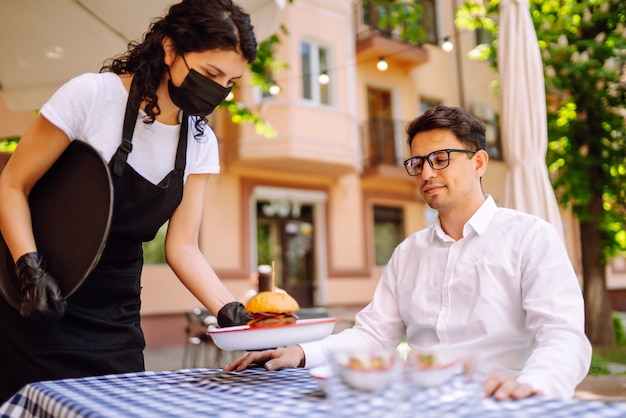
[
  {"left": 309, "top": 365, "right": 332, "bottom": 393},
  {"left": 207, "top": 318, "right": 337, "bottom": 351},
  {"left": 334, "top": 350, "right": 402, "bottom": 393},
  {"left": 407, "top": 348, "right": 462, "bottom": 388}
]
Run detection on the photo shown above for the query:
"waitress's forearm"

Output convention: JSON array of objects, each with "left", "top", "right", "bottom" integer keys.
[
  {"left": 0, "top": 186, "right": 37, "bottom": 263},
  {"left": 167, "top": 246, "right": 236, "bottom": 315},
  {"left": 0, "top": 116, "right": 70, "bottom": 263}
]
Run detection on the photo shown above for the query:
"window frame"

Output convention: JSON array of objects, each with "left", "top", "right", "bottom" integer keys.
[
  {"left": 419, "top": 97, "right": 442, "bottom": 114},
  {"left": 420, "top": 0, "right": 439, "bottom": 46},
  {"left": 300, "top": 40, "right": 333, "bottom": 105},
  {"left": 372, "top": 204, "right": 405, "bottom": 266}
]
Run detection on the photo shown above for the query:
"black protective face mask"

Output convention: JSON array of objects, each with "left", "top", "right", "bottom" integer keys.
[{"left": 167, "top": 57, "right": 232, "bottom": 116}]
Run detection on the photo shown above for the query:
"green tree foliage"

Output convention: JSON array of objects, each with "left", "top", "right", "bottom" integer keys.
[
  {"left": 589, "top": 354, "right": 611, "bottom": 375},
  {"left": 142, "top": 222, "right": 167, "bottom": 264},
  {"left": 457, "top": 0, "right": 626, "bottom": 260},
  {"left": 365, "top": 0, "right": 426, "bottom": 43},
  {"left": 539, "top": 1, "right": 625, "bottom": 261},
  {"left": 0, "top": 137, "right": 19, "bottom": 153},
  {"left": 222, "top": 30, "right": 289, "bottom": 137},
  {"left": 457, "top": 0, "right": 626, "bottom": 346},
  {"left": 224, "top": 0, "right": 294, "bottom": 137},
  {"left": 614, "top": 312, "right": 626, "bottom": 346}
]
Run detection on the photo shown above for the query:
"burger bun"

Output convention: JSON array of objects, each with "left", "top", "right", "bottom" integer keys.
[{"left": 245, "top": 291, "right": 300, "bottom": 313}]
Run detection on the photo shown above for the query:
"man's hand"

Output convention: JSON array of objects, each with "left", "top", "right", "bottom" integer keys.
[
  {"left": 483, "top": 374, "right": 542, "bottom": 401},
  {"left": 223, "top": 345, "right": 305, "bottom": 372}
]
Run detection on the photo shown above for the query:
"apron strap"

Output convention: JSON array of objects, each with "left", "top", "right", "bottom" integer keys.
[
  {"left": 112, "top": 77, "right": 142, "bottom": 177},
  {"left": 173, "top": 113, "right": 189, "bottom": 176},
  {"left": 112, "top": 78, "right": 189, "bottom": 178}
]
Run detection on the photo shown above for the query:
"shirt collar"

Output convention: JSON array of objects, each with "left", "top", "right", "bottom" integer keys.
[
  {"left": 467, "top": 195, "right": 497, "bottom": 236},
  {"left": 429, "top": 195, "right": 497, "bottom": 242}
]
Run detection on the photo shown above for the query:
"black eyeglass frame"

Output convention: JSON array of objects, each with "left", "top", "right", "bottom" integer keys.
[{"left": 403, "top": 148, "right": 478, "bottom": 176}]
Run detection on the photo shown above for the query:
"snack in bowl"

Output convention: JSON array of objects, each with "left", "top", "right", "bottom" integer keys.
[
  {"left": 408, "top": 348, "right": 462, "bottom": 388},
  {"left": 334, "top": 350, "right": 402, "bottom": 393},
  {"left": 244, "top": 291, "right": 300, "bottom": 327}
]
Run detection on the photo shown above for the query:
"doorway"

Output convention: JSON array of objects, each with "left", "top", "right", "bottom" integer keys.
[
  {"left": 251, "top": 186, "right": 328, "bottom": 308},
  {"left": 256, "top": 201, "right": 315, "bottom": 307},
  {"left": 366, "top": 86, "right": 397, "bottom": 166}
]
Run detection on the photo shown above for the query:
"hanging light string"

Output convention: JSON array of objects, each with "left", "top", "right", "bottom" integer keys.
[
  {"left": 262, "top": 31, "right": 468, "bottom": 94},
  {"left": 441, "top": 37, "right": 454, "bottom": 52},
  {"left": 376, "top": 56, "right": 389, "bottom": 71}
]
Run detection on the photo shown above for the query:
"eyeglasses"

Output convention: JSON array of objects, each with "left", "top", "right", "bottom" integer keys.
[{"left": 403, "top": 149, "right": 478, "bottom": 176}]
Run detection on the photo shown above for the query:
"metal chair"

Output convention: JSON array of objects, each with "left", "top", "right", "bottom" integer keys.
[{"left": 181, "top": 308, "right": 224, "bottom": 368}]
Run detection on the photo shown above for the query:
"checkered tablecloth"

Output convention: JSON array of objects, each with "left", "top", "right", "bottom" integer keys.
[{"left": 1, "top": 368, "right": 625, "bottom": 418}]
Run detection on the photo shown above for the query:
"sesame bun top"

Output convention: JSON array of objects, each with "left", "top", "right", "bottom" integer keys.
[{"left": 245, "top": 291, "right": 300, "bottom": 313}]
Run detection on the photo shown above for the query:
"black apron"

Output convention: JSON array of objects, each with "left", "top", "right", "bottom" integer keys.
[{"left": 0, "top": 79, "right": 189, "bottom": 402}]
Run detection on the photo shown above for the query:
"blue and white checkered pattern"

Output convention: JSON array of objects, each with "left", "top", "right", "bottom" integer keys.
[{"left": 1, "top": 368, "right": 626, "bottom": 418}]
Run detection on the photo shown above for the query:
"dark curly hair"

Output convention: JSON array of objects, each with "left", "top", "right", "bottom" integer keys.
[
  {"left": 100, "top": 0, "right": 257, "bottom": 134},
  {"left": 406, "top": 106, "right": 487, "bottom": 151}
]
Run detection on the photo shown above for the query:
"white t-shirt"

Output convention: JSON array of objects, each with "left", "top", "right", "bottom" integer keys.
[{"left": 40, "top": 72, "right": 220, "bottom": 184}]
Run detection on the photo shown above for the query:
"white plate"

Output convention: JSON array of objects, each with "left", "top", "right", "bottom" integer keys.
[{"left": 208, "top": 318, "right": 338, "bottom": 351}]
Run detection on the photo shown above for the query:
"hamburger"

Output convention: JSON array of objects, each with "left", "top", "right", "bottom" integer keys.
[{"left": 245, "top": 291, "right": 300, "bottom": 327}]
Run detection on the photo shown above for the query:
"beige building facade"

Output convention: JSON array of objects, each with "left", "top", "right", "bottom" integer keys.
[
  {"left": 1, "top": 1, "right": 624, "bottom": 347},
  {"left": 140, "top": 0, "right": 588, "bottom": 318}
]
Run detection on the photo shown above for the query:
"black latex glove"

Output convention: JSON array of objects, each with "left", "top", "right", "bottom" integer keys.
[
  {"left": 16, "top": 252, "right": 66, "bottom": 321},
  {"left": 217, "top": 301, "right": 250, "bottom": 328}
]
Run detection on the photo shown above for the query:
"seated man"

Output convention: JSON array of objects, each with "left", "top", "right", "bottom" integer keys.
[{"left": 225, "top": 105, "right": 592, "bottom": 400}]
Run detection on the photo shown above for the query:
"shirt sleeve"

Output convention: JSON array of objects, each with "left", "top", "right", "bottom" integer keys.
[
  {"left": 40, "top": 73, "right": 97, "bottom": 141},
  {"left": 515, "top": 221, "right": 592, "bottom": 398},
  {"left": 302, "top": 256, "right": 407, "bottom": 368},
  {"left": 184, "top": 120, "right": 220, "bottom": 181}
]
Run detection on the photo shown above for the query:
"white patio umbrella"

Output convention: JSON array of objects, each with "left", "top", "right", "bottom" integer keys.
[
  {"left": 498, "top": 0, "right": 564, "bottom": 241},
  {"left": 0, "top": 0, "right": 285, "bottom": 111}
]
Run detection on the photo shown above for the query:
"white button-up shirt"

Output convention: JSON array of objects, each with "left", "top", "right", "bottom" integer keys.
[{"left": 302, "top": 196, "right": 591, "bottom": 399}]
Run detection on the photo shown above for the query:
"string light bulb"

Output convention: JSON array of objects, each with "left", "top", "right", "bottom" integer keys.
[
  {"left": 441, "top": 37, "right": 454, "bottom": 52},
  {"left": 318, "top": 71, "right": 330, "bottom": 85},
  {"left": 376, "top": 56, "right": 388, "bottom": 71},
  {"left": 268, "top": 83, "right": 281, "bottom": 96}
]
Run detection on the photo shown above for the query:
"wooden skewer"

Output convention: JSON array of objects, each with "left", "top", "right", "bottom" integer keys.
[{"left": 271, "top": 260, "right": 275, "bottom": 292}]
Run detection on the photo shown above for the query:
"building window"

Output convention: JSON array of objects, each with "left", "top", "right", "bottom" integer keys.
[
  {"left": 373, "top": 205, "right": 404, "bottom": 265},
  {"left": 484, "top": 116, "right": 502, "bottom": 160},
  {"left": 475, "top": 27, "right": 493, "bottom": 46},
  {"left": 484, "top": 115, "right": 503, "bottom": 160},
  {"left": 419, "top": 97, "right": 442, "bottom": 114},
  {"left": 421, "top": 0, "right": 438, "bottom": 45},
  {"left": 301, "top": 41, "right": 331, "bottom": 105},
  {"left": 471, "top": 102, "right": 502, "bottom": 160}
]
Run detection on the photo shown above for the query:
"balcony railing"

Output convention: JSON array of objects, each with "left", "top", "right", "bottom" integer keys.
[
  {"left": 354, "top": 0, "right": 403, "bottom": 42},
  {"left": 354, "top": 1, "right": 438, "bottom": 44},
  {"left": 360, "top": 117, "right": 408, "bottom": 170},
  {"left": 353, "top": 1, "right": 430, "bottom": 67}
]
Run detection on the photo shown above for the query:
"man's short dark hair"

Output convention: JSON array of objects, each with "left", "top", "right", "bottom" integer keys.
[{"left": 406, "top": 106, "right": 487, "bottom": 151}]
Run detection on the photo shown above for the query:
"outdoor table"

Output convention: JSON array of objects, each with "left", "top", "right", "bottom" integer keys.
[{"left": 2, "top": 367, "right": 626, "bottom": 417}]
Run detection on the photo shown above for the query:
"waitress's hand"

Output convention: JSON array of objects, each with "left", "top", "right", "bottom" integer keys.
[
  {"left": 217, "top": 301, "right": 250, "bottom": 327},
  {"left": 16, "top": 252, "right": 66, "bottom": 321}
]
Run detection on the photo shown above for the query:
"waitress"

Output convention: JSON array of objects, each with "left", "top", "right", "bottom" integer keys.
[{"left": 0, "top": 0, "right": 254, "bottom": 402}]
